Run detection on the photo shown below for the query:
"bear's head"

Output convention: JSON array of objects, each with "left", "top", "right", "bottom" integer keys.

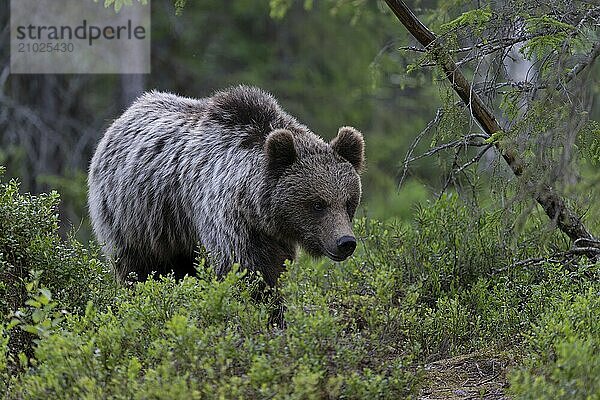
[{"left": 265, "top": 126, "right": 364, "bottom": 262}]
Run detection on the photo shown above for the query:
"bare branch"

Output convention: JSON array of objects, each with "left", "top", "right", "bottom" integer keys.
[
  {"left": 399, "top": 45, "right": 426, "bottom": 53},
  {"left": 494, "top": 245, "right": 600, "bottom": 274},
  {"left": 398, "top": 109, "right": 443, "bottom": 188},
  {"left": 405, "top": 134, "right": 489, "bottom": 164},
  {"left": 563, "top": 41, "right": 600, "bottom": 85},
  {"left": 439, "top": 143, "right": 494, "bottom": 196}
]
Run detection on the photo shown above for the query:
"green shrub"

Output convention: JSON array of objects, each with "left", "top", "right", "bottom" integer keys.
[
  {"left": 509, "top": 287, "right": 600, "bottom": 399},
  {"left": 0, "top": 322, "right": 9, "bottom": 394},
  {"left": 8, "top": 269, "right": 416, "bottom": 399},
  {"left": 1, "top": 166, "right": 599, "bottom": 398},
  {"left": 0, "top": 169, "right": 117, "bottom": 317},
  {"left": 0, "top": 169, "right": 117, "bottom": 368}
]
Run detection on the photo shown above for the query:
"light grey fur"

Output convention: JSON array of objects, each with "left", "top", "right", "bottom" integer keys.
[{"left": 88, "top": 85, "right": 364, "bottom": 286}]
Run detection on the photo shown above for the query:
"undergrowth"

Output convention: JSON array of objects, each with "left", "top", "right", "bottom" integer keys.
[{"left": 1, "top": 168, "right": 599, "bottom": 399}]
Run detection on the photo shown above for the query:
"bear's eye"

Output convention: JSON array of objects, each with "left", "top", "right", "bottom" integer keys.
[{"left": 312, "top": 200, "right": 327, "bottom": 212}]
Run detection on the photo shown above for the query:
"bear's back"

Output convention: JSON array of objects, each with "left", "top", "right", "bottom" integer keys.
[{"left": 88, "top": 87, "right": 294, "bottom": 271}]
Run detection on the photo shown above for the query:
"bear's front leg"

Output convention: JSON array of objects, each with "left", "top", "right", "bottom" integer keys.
[{"left": 242, "top": 236, "right": 295, "bottom": 328}]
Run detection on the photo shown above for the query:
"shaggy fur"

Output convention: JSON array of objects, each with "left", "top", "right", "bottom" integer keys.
[{"left": 88, "top": 85, "right": 364, "bottom": 286}]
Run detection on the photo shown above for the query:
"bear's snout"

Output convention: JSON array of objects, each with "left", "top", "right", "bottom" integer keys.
[{"left": 336, "top": 235, "right": 357, "bottom": 260}]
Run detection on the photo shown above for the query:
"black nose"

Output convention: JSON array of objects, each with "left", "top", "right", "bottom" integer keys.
[{"left": 336, "top": 236, "right": 357, "bottom": 258}]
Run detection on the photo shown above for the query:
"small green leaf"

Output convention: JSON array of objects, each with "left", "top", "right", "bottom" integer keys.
[
  {"left": 484, "top": 130, "right": 505, "bottom": 144},
  {"left": 441, "top": 7, "right": 492, "bottom": 34},
  {"left": 31, "top": 309, "right": 44, "bottom": 324},
  {"left": 21, "top": 325, "right": 38, "bottom": 335},
  {"left": 25, "top": 299, "right": 41, "bottom": 308}
]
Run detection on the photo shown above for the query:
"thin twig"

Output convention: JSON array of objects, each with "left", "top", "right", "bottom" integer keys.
[
  {"left": 399, "top": 45, "right": 426, "bottom": 52},
  {"left": 495, "top": 247, "right": 600, "bottom": 274},
  {"left": 398, "top": 109, "right": 443, "bottom": 188},
  {"left": 405, "top": 134, "right": 489, "bottom": 164},
  {"left": 439, "top": 143, "right": 494, "bottom": 195}
]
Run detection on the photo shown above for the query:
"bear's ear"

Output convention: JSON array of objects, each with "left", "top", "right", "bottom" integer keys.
[
  {"left": 331, "top": 126, "right": 364, "bottom": 172},
  {"left": 265, "top": 129, "right": 296, "bottom": 176}
]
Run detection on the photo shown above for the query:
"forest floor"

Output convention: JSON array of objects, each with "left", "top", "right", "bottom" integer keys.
[{"left": 418, "top": 351, "right": 513, "bottom": 399}]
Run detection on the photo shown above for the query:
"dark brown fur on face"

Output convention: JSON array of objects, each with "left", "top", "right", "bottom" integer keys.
[{"left": 88, "top": 85, "right": 364, "bottom": 287}]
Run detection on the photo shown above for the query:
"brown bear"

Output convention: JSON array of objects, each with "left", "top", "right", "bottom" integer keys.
[{"left": 88, "top": 85, "right": 364, "bottom": 286}]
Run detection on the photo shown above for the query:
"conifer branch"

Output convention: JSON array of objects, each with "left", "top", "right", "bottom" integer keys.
[{"left": 384, "top": 0, "right": 597, "bottom": 243}]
